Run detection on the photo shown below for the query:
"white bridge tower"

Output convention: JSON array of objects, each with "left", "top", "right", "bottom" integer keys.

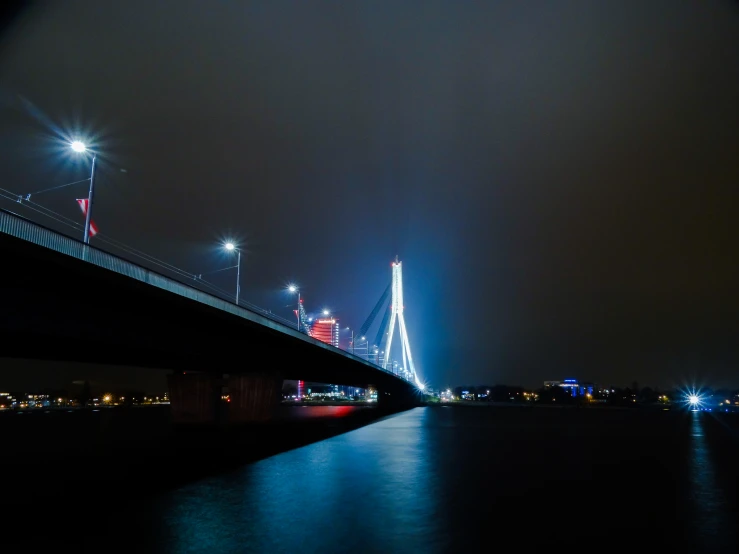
[{"left": 383, "top": 256, "right": 423, "bottom": 389}]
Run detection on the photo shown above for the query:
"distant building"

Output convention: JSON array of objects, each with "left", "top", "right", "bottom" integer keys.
[
  {"left": 311, "top": 318, "right": 339, "bottom": 348},
  {"left": 544, "top": 379, "right": 595, "bottom": 398}
]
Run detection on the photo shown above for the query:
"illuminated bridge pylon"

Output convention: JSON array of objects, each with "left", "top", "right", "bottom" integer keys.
[
  {"left": 355, "top": 256, "right": 423, "bottom": 390},
  {"left": 382, "top": 257, "right": 423, "bottom": 389}
]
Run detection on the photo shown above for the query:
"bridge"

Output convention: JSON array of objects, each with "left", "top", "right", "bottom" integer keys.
[{"left": 0, "top": 209, "right": 424, "bottom": 422}]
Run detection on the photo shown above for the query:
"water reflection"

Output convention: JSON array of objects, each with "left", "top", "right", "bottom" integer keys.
[
  {"left": 124, "top": 407, "right": 737, "bottom": 552},
  {"left": 687, "top": 411, "right": 734, "bottom": 550},
  {"left": 277, "top": 405, "right": 360, "bottom": 419},
  {"left": 158, "top": 408, "right": 447, "bottom": 553}
]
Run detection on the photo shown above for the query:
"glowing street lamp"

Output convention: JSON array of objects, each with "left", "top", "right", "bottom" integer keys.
[
  {"left": 224, "top": 242, "right": 241, "bottom": 305},
  {"left": 357, "top": 335, "right": 368, "bottom": 361},
  {"left": 287, "top": 285, "right": 301, "bottom": 331},
  {"left": 343, "top": 327, "right": 355, "bottom": 354},
  {"left": 70, "top": 141, "right": 96, "bottom": 244},
  {"left": 322, "top": 309, "right": 330, "bottom": 316}
]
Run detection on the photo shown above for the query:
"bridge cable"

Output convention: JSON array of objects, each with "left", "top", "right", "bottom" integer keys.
[
  {"left": 357, "top": 282, "right": 391, "bottom": 339},
  {"left": 20, "top": 178, "right": 91, "bottom": 200},
  {"left": 373, "top": 304, "right": 392, "bottom": 359},
  {"left": 0, "top": 186, "right": 206, "bottom": 281},
  {"left": 0, "top": 189, "right": 86, "bottom": 232}
]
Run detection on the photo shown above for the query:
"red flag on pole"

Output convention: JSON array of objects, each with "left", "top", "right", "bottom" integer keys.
[{"left": 76, "top": 199, "right": 99, "bottom": 236}]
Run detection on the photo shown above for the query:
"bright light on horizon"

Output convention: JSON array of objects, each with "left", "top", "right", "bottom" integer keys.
[
  {"left": 683, "top": 388, "right": 705, "bottom": 410},
  {"left": 70, "top": 141, "right": 87, "bottom": 153}
]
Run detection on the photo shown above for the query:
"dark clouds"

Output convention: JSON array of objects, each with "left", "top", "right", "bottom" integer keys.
[{"left": 0, "top": 1, "right": 737, "bottom": 390}]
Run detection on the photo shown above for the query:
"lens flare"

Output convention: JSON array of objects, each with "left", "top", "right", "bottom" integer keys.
[{"left": 682, "top": 388, "right": 705, "bottom": 410}]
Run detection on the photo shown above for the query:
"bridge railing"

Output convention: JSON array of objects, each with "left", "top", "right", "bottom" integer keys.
[{"left": 0, "top": 208, "right": 411, "bottom": 383}]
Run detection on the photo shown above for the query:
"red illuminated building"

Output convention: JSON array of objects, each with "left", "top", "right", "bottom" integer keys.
[{"left": 311, "top": 318, "right": 339, "bottom": 347}]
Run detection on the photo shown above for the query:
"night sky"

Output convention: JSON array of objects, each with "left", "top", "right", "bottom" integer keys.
[{"left": 0, "top": 1, "right": 737, "bottom": 392}]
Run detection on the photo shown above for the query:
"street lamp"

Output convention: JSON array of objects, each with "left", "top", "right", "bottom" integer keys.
[
  {"left": 359, "top": 335, "right": 368, "bottom": 360},
  {"left": 288, "top": 285, "right": 301, "bottom": 331},
  {"left": 71, "top": 141, "right": 96, "bottom": 244},
  {"left": 345, "top": 327, "right": 354, "bottom": 354},
  {"left": 322, "top": 309, "right": 330, "bottom": 316},
  {"left": 224, "top": 242, "right": 241, "bottom": 305}
]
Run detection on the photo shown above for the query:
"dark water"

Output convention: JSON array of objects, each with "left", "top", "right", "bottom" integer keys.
[{"left": 9, "top": 406, "right": 739, "bottom": 551}]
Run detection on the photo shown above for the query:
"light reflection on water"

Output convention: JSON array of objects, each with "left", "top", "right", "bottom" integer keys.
[
  {"left": 687, "top": 411, "right": 735, "bottom": 549},
  {"left": 276, "top": 405, "right": 360, "bottom": 419},
  {"left": 158, "top": 408, "right": 447, "bottom": 553},
  {"left": 134, "top": 407, "right": 738, "bottom": 552}
]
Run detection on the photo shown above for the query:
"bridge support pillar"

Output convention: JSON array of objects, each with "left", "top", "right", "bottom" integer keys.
[
  {"left": 376, "top": 386, "right": 417, "bottom": 410},
  {"left": 168, "top": 372, "right": 223, "bottom": 424},
  {"left": 228, "top": 374, "right": 283, "bottom": 423}
]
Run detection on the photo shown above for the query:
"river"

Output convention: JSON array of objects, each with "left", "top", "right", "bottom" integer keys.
[{"left": 6, "top": 405, "right": 739, "bottom": 551}]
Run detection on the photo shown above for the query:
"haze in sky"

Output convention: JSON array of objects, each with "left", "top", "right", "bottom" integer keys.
[{"left": 0, "top": 1, "right": 737, "bottom": 390}]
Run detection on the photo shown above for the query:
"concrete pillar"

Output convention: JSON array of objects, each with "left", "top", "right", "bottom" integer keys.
[
  {"left": 228, "top": 374, "right": 283, "bottom": 423},
  {"left": 376, "top": 386, "right": 417, "bottom": 410},
  {"left": 167, "top": 372, "right": 219, "bottom": 424}
]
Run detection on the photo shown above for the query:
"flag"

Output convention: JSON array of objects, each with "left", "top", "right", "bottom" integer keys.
[{"left": 76, "top": 199, "right": 99, "bottom": 236}]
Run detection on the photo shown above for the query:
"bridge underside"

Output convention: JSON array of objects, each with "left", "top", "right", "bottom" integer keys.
[{"left": 0, "top": 230, "right": 419, "bottom": 421}]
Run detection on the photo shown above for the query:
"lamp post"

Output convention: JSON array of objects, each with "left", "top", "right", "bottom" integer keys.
[
  {"left": 288, "top": 285, "right": 301, "bottom": 331},
  {"left": 224, "top": 242, "right": 241, "bottom": 305},
  {"left": 345, "top": 327, "right": 354, "bottom": 354},
  {"left": 71, "top": 141, "right": 96, "bottom": 244}
]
